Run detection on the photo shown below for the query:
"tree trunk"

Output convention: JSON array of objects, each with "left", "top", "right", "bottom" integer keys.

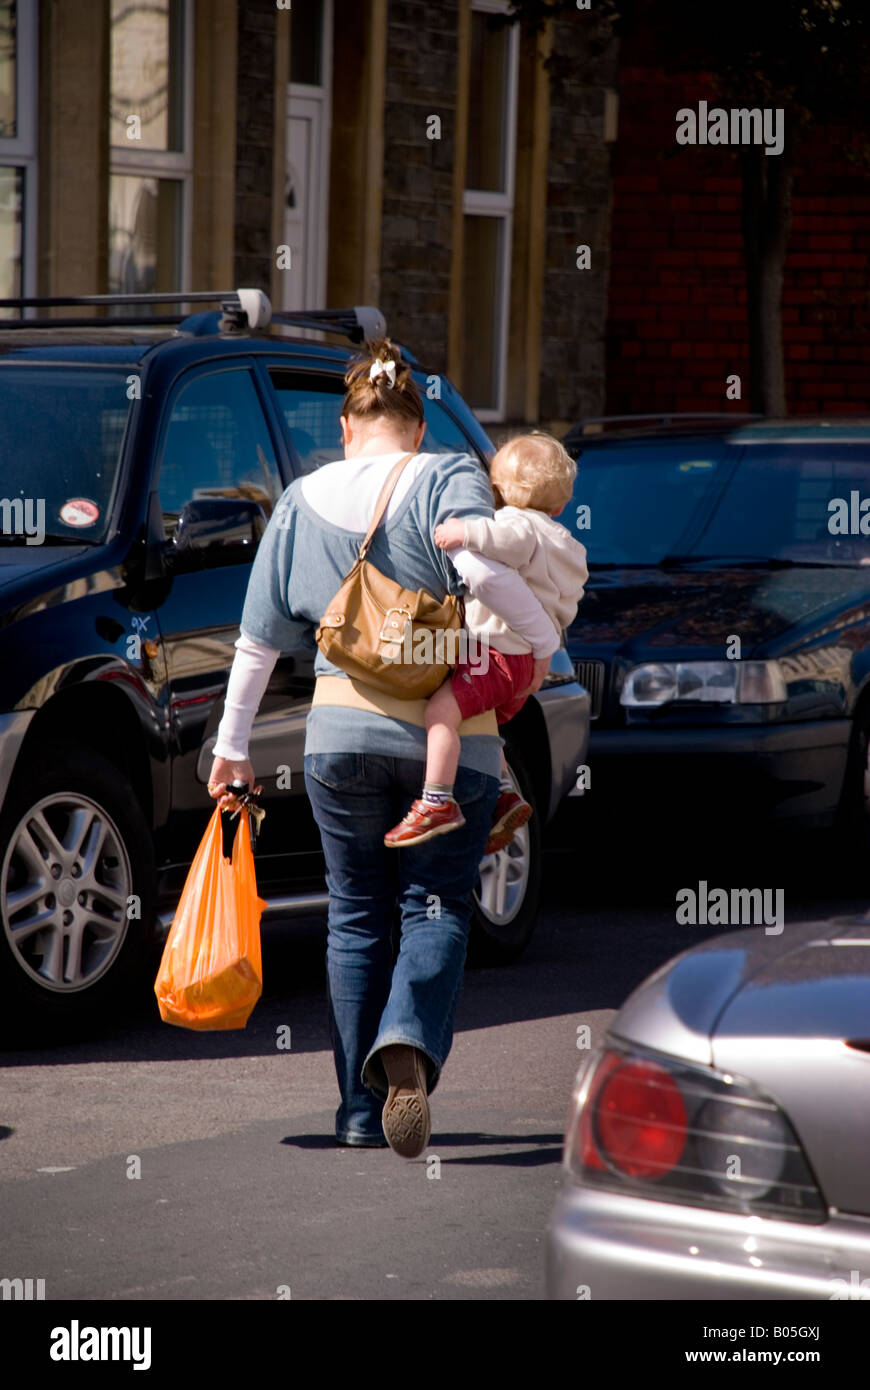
[{"left": 740, "top": 145, "right": 794, "bottom": 415}]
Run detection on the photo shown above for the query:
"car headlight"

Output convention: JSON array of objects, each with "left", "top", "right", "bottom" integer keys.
[{"left": 620, "top": 660, "right": 786, "bottom": 707}]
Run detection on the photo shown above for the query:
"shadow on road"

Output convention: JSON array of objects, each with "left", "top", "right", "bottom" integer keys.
[
  {"left": 1, "top": 806, "right": 865, "bottom": 1067},
  {"left": 280, "top": 1130, "right": 564, "bottom": 1166}
]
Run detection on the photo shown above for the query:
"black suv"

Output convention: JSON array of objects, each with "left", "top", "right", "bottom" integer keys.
[{"left": 0, "top": 291, "right": 588, "bottom": 1040}]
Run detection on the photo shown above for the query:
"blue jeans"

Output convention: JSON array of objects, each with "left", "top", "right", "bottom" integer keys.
[{"left": 304, "top": 752, "right": 500, "bottom": 1143}]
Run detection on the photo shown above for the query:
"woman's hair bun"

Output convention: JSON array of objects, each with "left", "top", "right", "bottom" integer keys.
[{"left": 342, "top": 337, "right": 424, "bottom": 427}]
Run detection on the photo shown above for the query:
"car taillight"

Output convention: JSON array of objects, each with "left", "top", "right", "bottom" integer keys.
[
  {"left": 567, "top": 1042, "right": 825, "bottom": 1223},
  {"left": 597, "top": 1060, "right": 687, "bottom": 1179}
]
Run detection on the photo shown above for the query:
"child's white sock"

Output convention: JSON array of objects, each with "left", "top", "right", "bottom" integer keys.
[{"left": 422, "top": 781, "right": 454, "bottom": 806}]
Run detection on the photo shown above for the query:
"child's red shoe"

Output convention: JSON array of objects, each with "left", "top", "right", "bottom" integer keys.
[
  {"left": 484, "top": 790, "right": 532, "bottom": 855},
  {"left": 384, "top": 797, "right": 466, "bottom": 847}
]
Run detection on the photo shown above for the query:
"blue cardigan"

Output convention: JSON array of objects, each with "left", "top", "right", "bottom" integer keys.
[{"left": 239, "top": 451, "right": 503, "bottom": 778}]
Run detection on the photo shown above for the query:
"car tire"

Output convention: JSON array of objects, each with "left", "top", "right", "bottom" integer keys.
[
  {"left": 467, "top": 745, "right": 542, "bottom": 966},
  {"left": 0, "top": 742, "right": 156, "bottom": 1045}
]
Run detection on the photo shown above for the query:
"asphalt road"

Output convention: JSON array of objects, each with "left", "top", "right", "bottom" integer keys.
[{"left": 0, "top": 813, "right": 865, "bottom": 1301}]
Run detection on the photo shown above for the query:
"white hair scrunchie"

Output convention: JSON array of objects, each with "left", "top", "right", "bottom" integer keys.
[{"left": 369, "top": 358, "right": 397, "bottom": 388}]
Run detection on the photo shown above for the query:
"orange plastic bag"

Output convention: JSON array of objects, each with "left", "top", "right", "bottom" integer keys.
[{"left": 154, "top": 806, "right": 267, "bottom": 1030}]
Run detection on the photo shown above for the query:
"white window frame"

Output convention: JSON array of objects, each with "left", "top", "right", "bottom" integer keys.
[
  {"left": 109, "top": 0, "right": 194, "bottom": 291},
  {"left": 462, "top": 0, "right": 519, "bottom": 422},
  {"left": 0, "top": 1, "right": 38, "bottom": 299}
]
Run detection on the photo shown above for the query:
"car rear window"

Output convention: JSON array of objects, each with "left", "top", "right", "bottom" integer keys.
[
  {"left": 0, "top": 366, "right": 132, "bottom": 543},
  {"left": 268, "top": 371, "right": 483, "bottom": 474}
]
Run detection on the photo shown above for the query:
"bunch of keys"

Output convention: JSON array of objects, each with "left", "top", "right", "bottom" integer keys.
[{"left": 226, "top": 780, "right": 266, "bottom": 847}]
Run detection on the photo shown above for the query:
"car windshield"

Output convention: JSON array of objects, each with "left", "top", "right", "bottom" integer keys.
[
  {"left": 0, "top": 367, "right": 133, "bottom": 544},
  {"left": 565, "top": 438, "right": 870, "bottom": 567},
  {"left": 689, "top": 445, "right": 870, "bottom": 566},
  {"left": 564, "top": 440, "right": 728, "bottom": 565}
]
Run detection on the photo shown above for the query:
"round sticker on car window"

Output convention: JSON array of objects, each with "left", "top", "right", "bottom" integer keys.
[{"left": 59, "top": 498, "right": 100, "bottom": 527}]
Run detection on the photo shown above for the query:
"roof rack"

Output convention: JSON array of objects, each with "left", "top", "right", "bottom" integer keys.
[
  {"left": 0, "top": 290, "right": 258, "bottom": 331},
  {"left": 568, "top": 412, "right": 763, "bottom": 438},
  {"left": 0, "top": 291, "right": 387, "bottom": 343},
  {"left": 270, "top": 306, "right": 387, "bottom": 344},
  {"left": 567, "top": 408, "right": 756, "bottom": 430}
]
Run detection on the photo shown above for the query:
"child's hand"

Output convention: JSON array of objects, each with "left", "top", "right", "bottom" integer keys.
[
  {"left": 434, "top": 519, "right": 466, "bottom": 550},
  {"left": 519, "top": 655, "right": 553, "bottom": 697}
]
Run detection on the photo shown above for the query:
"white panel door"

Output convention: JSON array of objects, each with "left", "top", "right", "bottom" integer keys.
[
  {"left": 284, "top": 98, "right": 317, "bottom": 311},
  {"left": 285, "top": 84, "right": 331, "bottom": 312}
]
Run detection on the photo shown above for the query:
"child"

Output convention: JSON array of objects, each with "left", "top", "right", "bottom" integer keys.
[{"left": 384, "top": 431, "right": 588, "bottom": 852}]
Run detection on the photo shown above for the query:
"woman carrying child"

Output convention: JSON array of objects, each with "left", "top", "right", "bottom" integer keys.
[{"left": 207, "top": 341, "right": 580, "bottom": 1158}]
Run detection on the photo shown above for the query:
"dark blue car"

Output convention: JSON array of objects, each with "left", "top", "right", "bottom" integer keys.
[{"left": 559, "top": 414, "right": 870, "bottom": 848}]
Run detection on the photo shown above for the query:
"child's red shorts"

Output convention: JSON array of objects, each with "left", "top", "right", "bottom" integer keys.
[{"left": 450, "top": 649, "right": 535, "bottom": 725}]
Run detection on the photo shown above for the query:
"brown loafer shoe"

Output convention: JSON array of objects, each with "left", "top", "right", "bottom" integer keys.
[
  {"left": 380, "top": 1044, "right": 431, "bottom": 1159},
  {"left": 384, "top": 797, "right": 465, "bottom": 848},
  {"left": 484, "top": 790, "right": 532, "bottom": 855}
]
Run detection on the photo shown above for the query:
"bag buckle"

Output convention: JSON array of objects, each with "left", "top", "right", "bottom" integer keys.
[{"left": 379, "top": 607, "right": 411, "bottom": 644}]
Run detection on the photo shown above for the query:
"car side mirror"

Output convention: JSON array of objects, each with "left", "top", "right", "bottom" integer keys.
[{"left": 167, "top": 496, "right": 267, "bottom": 571}]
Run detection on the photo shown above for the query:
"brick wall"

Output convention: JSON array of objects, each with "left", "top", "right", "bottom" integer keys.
[
  {"left": 607, "top": 56, "right": 870, "bottom": 416},
  {"left": 233, "top": 0, "right": 276, "bottom": 289},
  {"left": 538, "top": 12, "right": 619, "bottom": 426},
  {"left": 782, "top": 132, "right": 870, "bottom": 413},
  {"left": 379, "top": 0, "right": 460, "bottom": 373}
]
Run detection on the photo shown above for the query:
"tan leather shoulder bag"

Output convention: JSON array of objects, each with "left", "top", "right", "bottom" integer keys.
[{"left": 316, "top": 451, "right": 464, "bottom": 699}]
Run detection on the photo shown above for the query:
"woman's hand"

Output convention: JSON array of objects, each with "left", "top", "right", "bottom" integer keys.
[
  {"left": 434, "top": 518, "right": 466, "bottom": 550},
  {"left": 207, "top": 756, "right": 262, "bottom": 811}
]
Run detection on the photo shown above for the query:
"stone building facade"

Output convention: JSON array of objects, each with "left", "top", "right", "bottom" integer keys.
[
  {"left": 20, "top": 0, "right": 619, "bottom": 436},
  {"left": 13, "top": 1, "right": 868, "bottom": 435}
]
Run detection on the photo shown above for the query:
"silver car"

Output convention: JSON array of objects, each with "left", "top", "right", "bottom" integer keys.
[{"left": 546, "top": 916, "right": 870, "bottom": 1299}]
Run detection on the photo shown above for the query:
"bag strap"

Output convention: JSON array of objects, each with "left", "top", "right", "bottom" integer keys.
[{"left": 359, "top": 451, "right": 417, "bottom": 559}]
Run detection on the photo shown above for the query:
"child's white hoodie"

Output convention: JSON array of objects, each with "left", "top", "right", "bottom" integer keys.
[{"left": 458, "top": 506, "right": 588, "bottom": 652}]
